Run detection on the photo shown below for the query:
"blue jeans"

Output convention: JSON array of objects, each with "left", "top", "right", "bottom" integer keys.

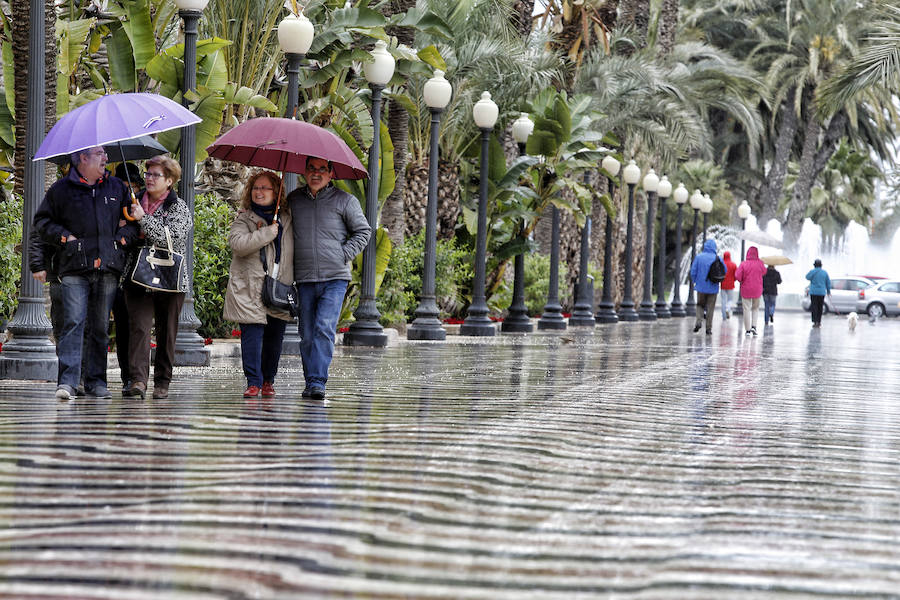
[
  {"left": 719, "top": 288, "right": 734, "bottom": 319},
  {"left": 297, "top": 280, "right": 348, "bottom": 389},
  {"left": 239, "top": 316, "right": 287, "bottom": 388},
  {"left": 57, "top": 272, "right": 117, "bottom": 391},
  {"left": 763, "top": 294, "right": 776, "bottom": 322}
]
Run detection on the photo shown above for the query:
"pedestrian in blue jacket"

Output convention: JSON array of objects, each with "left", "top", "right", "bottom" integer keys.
[
  {"left": 689, "top": 239, "right": 720, "bottom": 335},
  {"left": 805, "top": 258, "right": 831, "bottom": 328}
]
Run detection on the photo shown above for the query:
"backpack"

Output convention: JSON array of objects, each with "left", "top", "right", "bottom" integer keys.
[{"left": 707, "top": 256, "right": 726, "bottom": 284}]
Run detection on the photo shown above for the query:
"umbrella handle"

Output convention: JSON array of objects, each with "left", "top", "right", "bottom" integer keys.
[{"left": 122, "top": 191, "right": 140, "bottom": 221}]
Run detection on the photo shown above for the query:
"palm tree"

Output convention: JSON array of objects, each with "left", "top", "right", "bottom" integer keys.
[{"left": 818, "top": 1, "right": 900, "bottom": 114}]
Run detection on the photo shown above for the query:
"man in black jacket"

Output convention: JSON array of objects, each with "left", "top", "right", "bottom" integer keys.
[{"left": 33, "top": 147, "right": 138, "bottom": 399}]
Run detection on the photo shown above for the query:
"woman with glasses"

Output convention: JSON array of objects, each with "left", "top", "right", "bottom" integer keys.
[
  {"left": 224, "top": 170, "right": 294, "bottom": 398},
  {"left": 122, "top": 155, "right": 193, "bottom": 399}
]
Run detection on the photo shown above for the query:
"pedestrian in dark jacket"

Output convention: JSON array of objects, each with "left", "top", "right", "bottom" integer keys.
[
  {"left": 689, "top": 238, "right": 720, "bottom": 335},
  {"left": 287, "top": 156, "right": 371, "bottom": 399},
  {"left": 762, "top": 265, "right": 782, "bottom": 325},
  {"left": 33, "top": 146, "right": 138, "bottom": 400}
]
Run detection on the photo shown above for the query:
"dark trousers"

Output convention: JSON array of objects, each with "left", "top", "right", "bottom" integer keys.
[
  {"left": 112, "top": 287, "right": 130, "bottom": 385},
  {"left": 124, "top": 284, "right": 185, "bottom": 387},
  {"left": 57, "top": 272, "right": 118, "bottom": 391},
  {"left": 810, "top": 294, "right": 825, "bottom": 325},
  {"left": 694, "top": 292, "right": 717, "bottom": 332},
  {"left": 240, "top": 316, "right": 288, "bottom": 388}
]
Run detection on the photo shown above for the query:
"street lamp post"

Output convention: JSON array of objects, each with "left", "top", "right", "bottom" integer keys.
[
  {"left": 701, "top": 193, "right": 713, "bottom": 242},
  {"left": 685, "top": 189, "right": 703, "bottom": 313},
  {"left": 277, "top": 10, "right": 314, "bottom": 355},
  {"left": 408, "top": 70, "right": 452, "bottom": 341},
  {"left": 536, "top": 206, "right": 566, "bottom": 330},
  {"left": 654, "top": 175, "right": 672, "bottom": 318},
  {"left": 638, "top": 168, "right": 659, "bottom": 321},
  {"left": 595, "top": 155, "right": 620, "bottom": 324},
  {"left": 569, "top": 203, "right": 595, "bottom": 327},
  {"left": 173, "top": 0, "right": 211, "bottom": 367},
  {"left": 735, "top": 200, "right": 751, "bottom": 317},
  {"left": 460, "top": 91, "right": 499, "bottom": 337},
  {"left": 0, "top": 0, "right": 57, "bottom": 380},
  {"left": 617, "top": 159, "right": 641, "bottom": 322},
  {"left": 668, "top": 183, "right": 689, "bottom": 317},
  {"left": 344, "top": 40, "right": 395, "bottom": 347},
  {"left": 502, "top": 113, "right": 535, "bottom": 333}
]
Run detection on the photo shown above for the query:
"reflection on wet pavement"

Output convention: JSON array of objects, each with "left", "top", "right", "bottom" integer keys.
[{"left": 1, "top": 312, "right": 899, "bottom": 598}]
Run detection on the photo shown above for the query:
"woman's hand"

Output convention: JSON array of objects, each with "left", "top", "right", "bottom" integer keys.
[
  {"left": 131, "top": 203, "right": 145, "bottom": 220},
  {"left": 268, "top": 223, "right": 279, "bottom": 236}
]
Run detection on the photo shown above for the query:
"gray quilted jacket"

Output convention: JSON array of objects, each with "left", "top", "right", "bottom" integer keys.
[{"left": 287, "top": 184, "right": 371, "bottom": 282}]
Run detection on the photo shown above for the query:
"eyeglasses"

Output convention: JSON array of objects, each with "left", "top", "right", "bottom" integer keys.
[
  {"left": 306, "top": 165, "right": 330, "bottom": 174},
  {"left": 252, "top": 186, "right": 274, "bottom": 192},
  {"left": 144, "top": 172, "right": 165, "bottom": 179}
]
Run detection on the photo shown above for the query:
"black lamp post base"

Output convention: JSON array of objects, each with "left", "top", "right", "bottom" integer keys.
[
  {"left": 618, "top": 303, "right": 639, "bottom": 322},
  {"left": 407, "top": 318, "right": 446, "bottom": 341},
  {"left": 459, "top": 316, "right": 496, "bottom": 337},
  {"left": 595, "top": 302, "right": 619, "bottom": 323},
  {"left": 638, "top": 302, "right": 658, "bottom": 321},
  {"left": 654, "top": 301, "right": 672, "bottom": 318},
  {"left": 0, "top": 342, "right": 57, "bottom": 381},
  {"left": 501, "top": 315, "right": 533, "bottom": 333},
  {"left": 282, "top": 319, "right": 302, "bottom": 354},
  {"left": 344, "top": 322, "right": 389, "bottom": 347},
  {"left": 669, "top": 301, "right": 686, "bottom": 317},
  {"left": 537, "top": 312, "right": 567, "bottom": 330},
  {"left": 568, "top": 314, "right": 595, "bottom": 327}
]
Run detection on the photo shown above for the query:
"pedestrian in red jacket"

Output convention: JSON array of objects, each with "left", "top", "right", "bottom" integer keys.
[{"left": 719, "top": 250, "right": 737, "bottom": 319}]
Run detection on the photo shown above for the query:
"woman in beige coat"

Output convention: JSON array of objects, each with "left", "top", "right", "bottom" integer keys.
[{"left": 223, "top": 171, "right": 295, "bottom": 398}]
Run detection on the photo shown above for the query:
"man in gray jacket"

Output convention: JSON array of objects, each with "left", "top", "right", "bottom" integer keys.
[{"left": 288, "top": 156, "right": 371, "bottom": 399}]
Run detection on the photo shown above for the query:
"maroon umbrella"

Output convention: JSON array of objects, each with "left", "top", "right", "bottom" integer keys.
[{"left": 206, "top": 117, "right": 367, "bottom": 180}]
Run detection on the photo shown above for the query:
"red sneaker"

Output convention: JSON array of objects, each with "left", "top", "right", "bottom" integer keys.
[
  {"left": 261, "top": 382, "right": 276, "bottom": 397},
  {"left": 243, "top": 385, "right": 261, "bottom": 398}
]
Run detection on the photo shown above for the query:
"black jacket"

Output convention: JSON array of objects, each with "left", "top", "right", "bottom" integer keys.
[
  {"left": 762, "top": 267, "right": 782, "bottom": 296},
  {"left": 33, "top": 168, "right": 138, "bottom": 277},
  {"left": 27, "top": 228, "right": 59, "bottom": 281}
]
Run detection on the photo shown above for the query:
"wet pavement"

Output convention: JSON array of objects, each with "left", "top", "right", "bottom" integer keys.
[{"left": 1, "top": 310, "right": 899, "bottom": 599}]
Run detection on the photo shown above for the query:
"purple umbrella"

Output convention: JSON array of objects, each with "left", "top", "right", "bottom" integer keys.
[{"left": 33, "top": 93, "right": 201, "bottom": 162}]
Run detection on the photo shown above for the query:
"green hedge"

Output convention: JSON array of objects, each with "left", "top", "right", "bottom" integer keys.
[
  {"left": 192, "top": 194, "right": 237, "bottom": 339},
  {"left": 0, "top": 196, "right": 23, "bottom": 325}
]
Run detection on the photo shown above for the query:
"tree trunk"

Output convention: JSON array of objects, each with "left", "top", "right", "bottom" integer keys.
[
  {"left": 13, "top": 1, "right": 57, "bottom": 200},
  {"left": 12, "top": 0, "right": 29, "bottom": 201},
  {"left": 381, "top": 0, "right": 417, "bottom": 248},
  {"left": 756, "top": 87, "right": 798, "bottom": 230},
  {"left": 656, "top": 0, "right": 680, "bottom": 58},
  {"left": 812, "top": 111, "right": 847, "bottom": 176},
  {"left": 783, "top": 113, "right": 822, "bottom": 250},
  {"left": 510, "top": 0, "right": 535, "bottom": 38},
  {"left": 618, "top": 0, "right": 651, "bottom": 55}
]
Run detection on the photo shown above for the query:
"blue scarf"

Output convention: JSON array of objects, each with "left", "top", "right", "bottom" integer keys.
[{"left": 251, "top": 202, "right": 282, "bottom": 264}]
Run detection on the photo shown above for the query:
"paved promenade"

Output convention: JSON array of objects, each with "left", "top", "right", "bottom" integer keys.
[{"left": 1, "top": 310, "right": 899, "bottom": 599}]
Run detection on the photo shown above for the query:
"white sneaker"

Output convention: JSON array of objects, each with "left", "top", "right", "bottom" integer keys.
[
  {"left": 55, "top": 385, "right": 75, "bottom": 400},
  {"left": 751, "top": 327, "right": 758, "bottom": 336}
]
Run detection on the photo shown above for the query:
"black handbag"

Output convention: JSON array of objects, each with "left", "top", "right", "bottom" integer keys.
[
  {"left": 130, "top": 227, "right": 185, "bottom": 293},
  {"left": 259, "top": 247, "right": 299, "bottom": 317}
]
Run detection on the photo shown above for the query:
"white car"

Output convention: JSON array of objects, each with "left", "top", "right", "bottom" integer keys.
[
  {"left": 856, "top": 280, "right": 900, "bottom": 318},
  {"left": 801, "top": 276, "right": 878, "bottom": 314}
]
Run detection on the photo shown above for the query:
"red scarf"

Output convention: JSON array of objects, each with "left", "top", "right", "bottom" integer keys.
[{"left": 141, "top": 190, "right": 166, "bottom": 217}]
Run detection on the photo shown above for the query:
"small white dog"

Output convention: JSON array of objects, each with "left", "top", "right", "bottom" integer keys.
[{"left": 847, "top": 311, "right": 858, "bottom": 331}]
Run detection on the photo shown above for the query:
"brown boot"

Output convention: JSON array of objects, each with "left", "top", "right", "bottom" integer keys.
[
  {"left": 152, "top": 385, "right": 169, "bottom": 399},
  {"left": 124, "top": 381, "right": 146, "bottom": 399}
]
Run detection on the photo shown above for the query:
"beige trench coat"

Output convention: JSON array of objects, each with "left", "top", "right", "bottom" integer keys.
[{"left": 223, "top": 207, "right": 295, "bottom": 324}]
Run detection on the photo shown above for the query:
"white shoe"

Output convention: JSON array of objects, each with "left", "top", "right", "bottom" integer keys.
[{"left": 55, "top": 385, "right": 75, "bottom": 400}]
